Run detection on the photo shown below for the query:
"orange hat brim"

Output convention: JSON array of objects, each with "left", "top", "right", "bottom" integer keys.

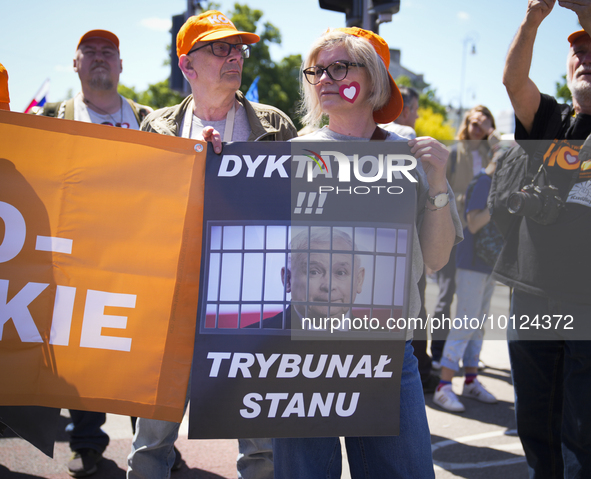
[
  {"left": 568, "top": 30, "right": 590, "bottom": 45},
  {"left": 77, "top": 30, "right": 120, "bottom": 50}
]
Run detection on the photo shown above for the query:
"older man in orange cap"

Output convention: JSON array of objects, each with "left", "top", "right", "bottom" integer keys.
[
  {"left": 127, "top": 10, "right": 296, "bottom": 479},
  {"left": 502, "top": 1, "right": 591, "bottom": 478}
]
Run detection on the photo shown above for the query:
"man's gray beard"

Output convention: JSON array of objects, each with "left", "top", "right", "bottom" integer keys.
[
  {"left": 568, "top": 78, "right": 591, "bottom": 106},
  {"left": 89, "top": 73, "right": 114, "bottom": 91}
]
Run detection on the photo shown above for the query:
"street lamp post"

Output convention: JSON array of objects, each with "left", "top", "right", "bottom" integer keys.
[{"left": 459, "top": 34, "right": 477, "bottom": 122}]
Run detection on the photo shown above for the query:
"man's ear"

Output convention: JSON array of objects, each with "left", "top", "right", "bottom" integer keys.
[
  {"left": 119, "top": 59, "right": 123, "bottom": 74},
  {"left": 178, "top": 54, "right": 197, "bottom": 80},
  {"left": 355, "top": 267, "right": 365, "bottom": 294},
  {"left": 281, "top": 267, "right": 291, "bottom": 293},
  {"left": 73, "top": 57, "right": 78, "bottom": 73}
]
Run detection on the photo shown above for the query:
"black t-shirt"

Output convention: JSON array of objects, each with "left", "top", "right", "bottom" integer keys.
[{"left": 493, "top": 94, "right": 591, "bottom": 304}]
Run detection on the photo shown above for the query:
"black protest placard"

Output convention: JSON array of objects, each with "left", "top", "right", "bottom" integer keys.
[{"left": 189, "top": 141, "right": 418, "bottom": 439}]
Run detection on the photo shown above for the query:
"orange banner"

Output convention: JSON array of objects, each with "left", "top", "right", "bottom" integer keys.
[{"left": 0, "top": 111, "right": 205, "bottom": 422}]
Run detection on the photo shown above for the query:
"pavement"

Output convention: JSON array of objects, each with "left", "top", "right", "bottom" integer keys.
[{"left": 0, "top": 280, "right": 528, "bottom": 479}]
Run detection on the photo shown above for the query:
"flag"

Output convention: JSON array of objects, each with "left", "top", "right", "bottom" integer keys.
[
  {"left": 245, "top": 76, "right": 260, "bottom": 103},
  {"left": 23, "top": 78, "right": 50, "bottom": 113}
]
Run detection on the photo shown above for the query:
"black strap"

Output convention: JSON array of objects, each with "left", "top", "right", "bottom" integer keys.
[{"left": 370, "top": 126, "right": 388, "bottom": 141}]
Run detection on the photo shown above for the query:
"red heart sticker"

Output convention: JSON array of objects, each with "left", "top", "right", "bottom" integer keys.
[
  {"left": 565, "top": 151, "right": 579, "bottom": 165},
  {"left": 339, "top": 82, "right": 360, "bottom": 103}
]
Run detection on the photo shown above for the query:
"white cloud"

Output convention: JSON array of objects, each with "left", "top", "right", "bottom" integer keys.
[
  {"left": 140, "top": 18, "right": 172, "bottom": 32},
  {"left": 457, "top": 11, "right": 470, "bottom": 21}
]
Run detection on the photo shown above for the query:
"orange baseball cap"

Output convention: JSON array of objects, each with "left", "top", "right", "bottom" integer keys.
[
  {"left": 76, "top": 30, "right": 120, "bottom": 51},
  {"left": 177, "top": 10, "right": 260, "bottom": 57},
  {"left": 335, "top": 27, "right": 403, "bottom": 123},
  {"left": 0, "top": 62, "right": 9, "bottom": 110},
  {"left": 568, "top": 29, "right": 590, "bottom": 45}
]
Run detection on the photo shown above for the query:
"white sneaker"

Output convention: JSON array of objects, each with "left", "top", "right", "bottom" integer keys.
[
  {"left": 433, "top": 384, "right": 465, "bottom": 412},
  {"left": 462, "top": 378, "right": 497, "bottom": 404}
]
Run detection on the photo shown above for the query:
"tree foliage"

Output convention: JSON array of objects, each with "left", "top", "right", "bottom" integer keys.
[
  {"left": 395, "top": 75, "right": 454, "bottom": 140},
  {"left": 118, "top": 81, "right": 184, "bottom": 108},
  {"left": 229, "top": 4, "right": 302, "bottom": 128},
  {"left": 415, "top": 107, "right": 456, "bottom": 140},
  {"left": 556, "top": 74, "right": 572, "bottom": 103}
]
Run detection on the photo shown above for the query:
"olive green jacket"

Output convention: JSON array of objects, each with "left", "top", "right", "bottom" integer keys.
[{"left": 140, "top": 91, "right": 297, "bottom": 141}]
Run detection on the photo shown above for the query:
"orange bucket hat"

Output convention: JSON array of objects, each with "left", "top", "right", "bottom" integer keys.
[
  {"left": 76, "top": 30, "right": 120, "bottom": 51},
  {"left": 335, "top": 27, "right": 403, "bottom": 123},
  {"left": 177, "top": 10, "right": 260, "bottom": 57}
]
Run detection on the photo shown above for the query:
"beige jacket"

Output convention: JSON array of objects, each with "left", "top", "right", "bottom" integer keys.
[{"left": 447, "top": 132, "right": 501, "bottom": 227}]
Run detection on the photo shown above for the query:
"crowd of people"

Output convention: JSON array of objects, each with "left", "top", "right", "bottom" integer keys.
[{"left": 1, "top": 0, "right": 590, "bottom": 477}]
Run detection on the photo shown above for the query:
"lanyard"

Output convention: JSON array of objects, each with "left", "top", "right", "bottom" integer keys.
[{"left": 181, "top": 98, "right": 236, "bottom": 142}]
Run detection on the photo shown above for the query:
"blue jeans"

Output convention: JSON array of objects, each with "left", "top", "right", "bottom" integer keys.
[
  {"left": 66, "top": 410, "right": 109, "bottom": 453},
  {"left": 508, "top": 290, "right": 591, "bottom": 479},
  {"left": 431, "top": 245, "right": 456, "bottom": 361},
  {"left": 440, "top": 268, "right": 495, "bottom": 372},
  {"left": 272, "top": 341, "right": 434, "bottom": 479}
]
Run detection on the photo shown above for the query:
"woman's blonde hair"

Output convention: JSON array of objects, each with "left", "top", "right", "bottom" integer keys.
[
  {"left": 299, "top": 29, "right": 391, "bottom": 128},
  {"left": 456, "top": 105, "right": 496, "bottom": 140}
]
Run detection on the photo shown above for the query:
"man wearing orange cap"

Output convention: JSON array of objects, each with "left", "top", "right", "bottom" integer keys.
[
  {"left": 127, "top": 10, "right": 297, "bottom": 479},
  {"left": 39, "top": 30, "right": 151, "bottom": 128},
  {"left": 0, "top": 62, "right": 10, "bottom": 111},
  {"left": 501, "top": 1, "right": 591, "bottom": 477},
  {"left": 38, "top": 30, "right": 153, "bottom": 478}
]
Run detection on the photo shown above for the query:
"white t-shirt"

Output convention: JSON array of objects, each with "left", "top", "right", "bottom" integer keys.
[
  {"left": 380, "top": 122, "right": 417, "bottom": 139},
  {"left": 73, "top": 93, "right": 140, "bottom": 129},
  {"left": 181, "top": 101, "right": 251, "bottom": 141}
]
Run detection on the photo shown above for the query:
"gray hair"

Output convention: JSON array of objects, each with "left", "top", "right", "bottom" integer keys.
[
  {"left": 299, "top": 29, "right": 391, "bottom": 128},
  {"left": 288, "top": 227, "right": 359, "bottom": 269},
  {"left": 398, "top": 86, "right": 419, "bottom": 107}
]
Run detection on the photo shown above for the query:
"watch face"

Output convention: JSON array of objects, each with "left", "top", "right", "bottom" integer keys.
[{"left": 433, "top": 193, "right": 449, "bottom": 208}]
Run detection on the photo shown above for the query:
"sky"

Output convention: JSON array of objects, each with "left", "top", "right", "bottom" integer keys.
[{"left": 0, "top": 0, "right": 583, "bottom": 128}]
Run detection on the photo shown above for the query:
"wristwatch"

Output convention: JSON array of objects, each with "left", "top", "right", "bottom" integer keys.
[{"left": 427, "top": 192, "right": 450, "bottom": 209}]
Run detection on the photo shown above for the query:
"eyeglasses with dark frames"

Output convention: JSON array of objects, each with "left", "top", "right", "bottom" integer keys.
[
  {"left": 187, "top": 41, "right": 251, "bottom": 59},
  {"left": 303, "top": 61, "right": 366, "bottom": 85}
]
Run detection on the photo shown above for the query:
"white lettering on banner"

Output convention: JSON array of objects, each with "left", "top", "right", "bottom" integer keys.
[
  {"left": 292, "top": 153, "right": 418, "bottom": 183},
  {"left": 49, "top": 285, "right": 77, "bottom": 346},
  {"left": 228, "top": 352, "right": 256, "bottom": 377},
  {"left": 256, "top": 353, "right": 280, "bottom": 377},
  {"left": 0, "top": 201, "right": 138, "bottom": 352},
  {"left": 240, "top": 391, "right": 361, "bottom": 418},
  {"left": 207, "top": 352, "right": 232, "bottom": 377},
  {"left": 35, "top": 236, "right": 73, "bottom": 254},
  {"left": 0, "top": 201, "right": 26, "bottom": 263},
  {"left": 242, "top": 155, "right": 266, "bottom": 177},
  {"left": 207, "top": 352, "right": 394, "bottom": 379},
  {"left": 320, "top": 152, "right": 417, "bottom": 183},
  {"left": 207, "top": 14, "right": 232, "bottom": 25},
  {"left": 80, "top": 290, "right": 136, "bottom": 352},
  {"left": 318, "top": 185, "right": 404, "bottom": 195},
  {"left": 0, "top": 280, "right": 47, "bottom": 342},
  {"left": 217, "top": 155, "right": 290, "bottom": 178}
]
